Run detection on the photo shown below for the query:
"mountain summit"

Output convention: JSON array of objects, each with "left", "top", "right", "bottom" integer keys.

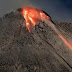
[{"left": 0, "top": 11, "right": 72, "bottom": 72}]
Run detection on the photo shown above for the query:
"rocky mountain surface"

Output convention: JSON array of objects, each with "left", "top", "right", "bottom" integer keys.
[{"left": 0, "top": 11, "right": 72, "bottom": 72}]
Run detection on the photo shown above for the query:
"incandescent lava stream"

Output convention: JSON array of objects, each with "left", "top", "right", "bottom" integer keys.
[{"left": 17, "top": 7, "right": 72, "bottom": 51}]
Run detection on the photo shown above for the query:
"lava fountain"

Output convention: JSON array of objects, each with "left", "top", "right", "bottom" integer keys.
[{"left": 17, "top": 7, "right": 72, "bottom": 51}]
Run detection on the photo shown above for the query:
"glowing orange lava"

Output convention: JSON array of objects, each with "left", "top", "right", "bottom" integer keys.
[
  {"left": 59, "top": 34, "right": 72, "bottom": 50},
  {"left": 20, "top": 7, "right": 72, "bottom": 51},
  {"left": 21, "top": 7, "right": 50, "bottom": 32}
]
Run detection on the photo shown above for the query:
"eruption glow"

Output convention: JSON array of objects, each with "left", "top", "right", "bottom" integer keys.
[
  {"left": 19, "top": 7, "right": 72, "bottom": 50},
  {"left": 20, "top": 7, "right": 50, "bottom": 32},
  {"left": 59, "top": 34, "right": 72, "bottom": 50}
]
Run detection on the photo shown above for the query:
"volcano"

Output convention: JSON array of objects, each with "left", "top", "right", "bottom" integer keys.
[{"left": 0, "top": 11, "right": 72, "bottom": 72}]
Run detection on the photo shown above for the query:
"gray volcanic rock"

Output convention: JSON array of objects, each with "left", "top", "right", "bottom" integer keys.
[{"left": 0, "top": 11, "right": 72, "bottom": 72}]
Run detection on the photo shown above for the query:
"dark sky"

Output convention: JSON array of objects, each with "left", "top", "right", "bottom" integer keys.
[{"left": 0, "top": 0, "right": 72, "bottom": 22}]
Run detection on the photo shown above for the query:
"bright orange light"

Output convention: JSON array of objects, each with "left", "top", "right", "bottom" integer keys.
[
  {"left": 20, "top": 7, "right": 72, "bottom": 51},
  {"left": 26, "top": 22, "right": 31, "bottom": 32},
  {"left": 59, "top": 34, "right": 72, "bottom": 50},
  {"left": 21, "top": 7, "right": 50, "bottom": 32}
]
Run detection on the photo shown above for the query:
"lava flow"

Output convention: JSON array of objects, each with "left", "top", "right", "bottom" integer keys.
[
  {"left": 59, "top": 34, "right": 72, "bottom": 50},
  {"left": 18, "top": 7, "right": 50, "bottom": 32},
  {"left": 18, "top": 7, "right": 72, "bottom": 51}
]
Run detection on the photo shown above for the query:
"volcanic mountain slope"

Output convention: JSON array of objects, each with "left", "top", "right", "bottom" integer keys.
[{"left": 0, "top": 11, "right": 72, "bottom": 72}]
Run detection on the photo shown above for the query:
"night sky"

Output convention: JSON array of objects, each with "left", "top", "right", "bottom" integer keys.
[{"left": 0, "top": 0, "right": 72, "bottom": 22}]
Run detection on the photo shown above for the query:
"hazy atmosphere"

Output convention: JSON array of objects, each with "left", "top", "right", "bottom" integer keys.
[
  {"left": 0, "top": 0, "right": 72, "bottom": 22},
  {"left": 0, "top": 0, "right": 72, "bottom": 72}
]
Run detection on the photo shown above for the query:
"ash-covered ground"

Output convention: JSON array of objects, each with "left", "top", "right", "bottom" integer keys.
[{"left": 0, "top": 11, "right": 72, "bottom": 72}]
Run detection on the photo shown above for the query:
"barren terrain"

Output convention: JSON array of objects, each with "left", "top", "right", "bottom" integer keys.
[{"left": 0, "top": 11, "right": 72, "bottom": 72}]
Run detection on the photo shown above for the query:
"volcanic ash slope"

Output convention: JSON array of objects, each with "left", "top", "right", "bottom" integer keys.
[{"left": 0, "top": 11, "right": 72, "bottom": 72}]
